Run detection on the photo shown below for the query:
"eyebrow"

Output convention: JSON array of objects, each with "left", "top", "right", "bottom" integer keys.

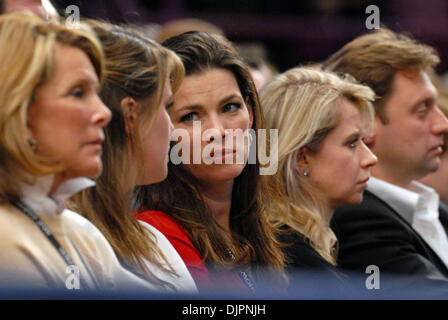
[
  {"left": 68, "top": 74, "right": 99, "bottom": 90},
  {"left": 344, "top": 130, "right": 361, "bottom": 141},
  {"left": 176, "top": 94, "right": 243, "bottom": 112}
]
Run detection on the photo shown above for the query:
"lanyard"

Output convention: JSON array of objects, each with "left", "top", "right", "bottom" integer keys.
[
  {"left": 12, "top": 200, "right": 91, "bottom": 290},
  {"left": 225, "top": 248, "right": 256, "bottom": 293}
]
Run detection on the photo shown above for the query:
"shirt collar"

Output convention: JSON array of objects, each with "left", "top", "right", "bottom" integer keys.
[
  {"left": 19, "top": 175, "right": 95, "bottom": 215},
  {"left": 367, "top": 177, "right": 439, "bottom": 224}
]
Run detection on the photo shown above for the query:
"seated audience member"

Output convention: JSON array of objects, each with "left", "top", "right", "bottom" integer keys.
[
  {"left": 234, "top": 42, "right": 278, "bottom": 91},
  {"left": 260, "top": 67, "right": 377, "bottom": 291},
  {"left": 69, "top": 22, "right": 197, "bottom": 294},
  {"left": 324, "top": 28, "right": 448, "bottom": 281},
  {"left": 0, "top": 13, "right": 152, "bottom": 291},
  {"left": 135, "top": 31, "right": 287, "bottom": 295},
  {"left": 419, "top": 73, "right": 448, "bottom": 206}
]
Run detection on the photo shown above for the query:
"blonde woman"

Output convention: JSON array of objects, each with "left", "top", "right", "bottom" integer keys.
[
  {"left": 260, "top": 68, "right": 377, "bottom": 285},
  {"left": 0, "top": 13, "right": 154, "bottom": 291}
]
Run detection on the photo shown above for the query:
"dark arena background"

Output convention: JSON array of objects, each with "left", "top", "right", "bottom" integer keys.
[{"left": 51, "top": 0, "right": 448, "bottom": 75}]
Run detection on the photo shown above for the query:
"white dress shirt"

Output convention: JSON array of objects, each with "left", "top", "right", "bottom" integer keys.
[{"left": 367, "top": 177, "right": 448, "bottom": 269}]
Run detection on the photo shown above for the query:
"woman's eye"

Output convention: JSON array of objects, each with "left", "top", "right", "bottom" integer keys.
[
  {"left": 71, "top": 88, "right": 84, "bottom": 98},
  {"left": 180, "top": 112, "right": 198, "bottom": 122},
  {"left": 349, "top": 139, "right": 358, "bottom": 149},
  {"left": 223, "top": 103, "right": 241, "bottom": 113}
]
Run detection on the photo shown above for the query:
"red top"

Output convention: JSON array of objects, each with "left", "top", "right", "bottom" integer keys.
[
  {"left": 136, "top": 209, "right": 253, "bottom": 295},
  {"left": 136, "top": 210, "right": 214, "bottom": 292}
]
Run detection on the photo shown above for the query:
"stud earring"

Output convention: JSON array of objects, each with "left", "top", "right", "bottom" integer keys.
[
  {"left": 28, "top": 137, "right": 37, "bottom": 149},
  {"left": 303, "top": 169, "right": 309, "bottom": 176}
]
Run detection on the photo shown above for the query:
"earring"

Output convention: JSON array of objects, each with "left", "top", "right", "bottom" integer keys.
[
  {"left": 303, "top": 169, "right": 309, "bottom": 176},
  {"left": 28, "top": 137, "right": 37, "bottom": 149}
]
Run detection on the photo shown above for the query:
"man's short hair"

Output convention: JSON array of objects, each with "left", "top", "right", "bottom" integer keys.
[{"left": 323, "top": 28, "right": 439, "bottom": 122}]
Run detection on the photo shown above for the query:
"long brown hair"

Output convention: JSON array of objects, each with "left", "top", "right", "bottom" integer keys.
[
  {"left": 69, "top": 21, "right": 185, "bottom": 287},
  {"left": 136, "top": 31, "right": 286, "bottom": 287}
]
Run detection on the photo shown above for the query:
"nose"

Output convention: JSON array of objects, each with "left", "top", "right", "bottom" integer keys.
[
  {"left": 431, "top": 106, "right": 448, "bottom": 136},
  {"left": 204, "top": 114, "right": 226, "bottom": 142},
  {"left": 164, "top": 108, "right": 174, "bottom": 135},
  {"left": 92, "top": 95, "right": 112, "bottom": 127},
  {"left": 360, "top": 141, "right": 378, "bottom": 168}
]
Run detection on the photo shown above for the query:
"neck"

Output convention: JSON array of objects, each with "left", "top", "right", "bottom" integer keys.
[
  {"left": 322, "top": 208, "right": 333, "bottom": 226},
  {"left": 198, "top": 179, "right": 234, "bottom": 234},
  {"left": 48, "top": 173, "right": 66, "bottom": 198},
  {"left": 371, "top": 163, "right": 414, "bottom": 190}
]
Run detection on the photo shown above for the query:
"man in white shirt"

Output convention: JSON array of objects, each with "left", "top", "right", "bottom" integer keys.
[{"left": 325, "top": 28, "right": 448, "bottom": 284}]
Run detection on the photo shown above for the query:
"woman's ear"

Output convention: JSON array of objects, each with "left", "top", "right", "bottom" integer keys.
[
  {"left": 120, "top": 97, "right": 138, "bottom": 136},
  {"left": 296, "top": 148, "right": 310, "bottom": 176}
]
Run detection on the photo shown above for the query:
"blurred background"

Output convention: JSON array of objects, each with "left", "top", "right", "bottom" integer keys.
[{"left": 50, "top": 0, "right": 448, "bottom": 75}]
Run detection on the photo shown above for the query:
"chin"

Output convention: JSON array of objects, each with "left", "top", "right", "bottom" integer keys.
[
  {"left": 349, "top": 193, "right": 363, "bottom": 205},
  {"left": 194, "top": 164, "right": 245, "bottom": 183},
  {"left": 426, "top": 162, "right": 441, "bottom": 174},
  {"left": 136, "top": 169, "right": 168, "bottom": 186},
  {"left": 85, "top": 165, "right": 103, "bottom": 179},
  {"left": 71, "top": 160, "right": 103, "bottom": 179}
]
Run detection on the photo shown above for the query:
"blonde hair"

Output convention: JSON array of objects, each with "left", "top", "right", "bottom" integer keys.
[
  {"left": 324, "top": 28, "right": 439, "bottom": 123},
  {"left": 260, "top": 67, "right": 375, "bottom": 265},
  {"left": 69, "top": 21, "right": 185, "bottom": 287},
  {"left": 0, "top": 13, "right": 103, "bottom": 203}
]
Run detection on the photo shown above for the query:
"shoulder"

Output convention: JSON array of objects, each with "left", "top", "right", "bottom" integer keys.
[
  {"left": 279, "top": 227, "right": 333, "bottom": 269},
  {"left": 61, "top": 209, "right": 121, "bottom": 262},
  {"left": 137, "top": 210, "right": 191, "bottom": 241},
  {"left": 137, "top": 210, "right": 177, "bottom": 225},
  {"left": 138, "top": 221, "right": 198, "bottom": 293},
  {"left": 0, "top": 202, "right": 45, "bottom": 247},
  {"left": 61, "top": 209, "right": 109, "bottom": 239},
  {"left": 139, "top": 220, "right": 182, "bottom": 255},
  {"left": 332, "top": 191, "right": 406, "bottom": 231},
  {"left": 137, "top": 210, "right": 203, "bottom": 265}
]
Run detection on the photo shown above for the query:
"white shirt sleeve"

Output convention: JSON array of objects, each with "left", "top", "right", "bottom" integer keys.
[{"left": 138, "top": 220, "right": 198, "bottom": 294}]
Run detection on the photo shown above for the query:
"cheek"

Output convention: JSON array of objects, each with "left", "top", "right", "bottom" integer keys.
[
  {"left": 312, "top": 152, "right": 358, "bottom": 193},
  {"left": 236, "top": 113, "right": 252, "bottom": 130}
]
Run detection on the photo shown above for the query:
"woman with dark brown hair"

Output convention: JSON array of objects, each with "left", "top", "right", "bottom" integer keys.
[{"left": 136, "top": 31, "right": 286, "bottom": 295}]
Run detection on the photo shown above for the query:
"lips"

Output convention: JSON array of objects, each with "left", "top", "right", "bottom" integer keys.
[
  {"left": 358, "top": 177, "right": 370, "bottom": 184},
  {"left": 87, "top": 132, "right": 105, "bottom": 146},
  {"left": 209, "top": 149, "right": 235, "bottom": 158},
  {"left": 426, "top": 143, "right": 444, "bottom": 158},
  {"left": 89, "top": 138, "right": 104, "bottom": 145}
]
